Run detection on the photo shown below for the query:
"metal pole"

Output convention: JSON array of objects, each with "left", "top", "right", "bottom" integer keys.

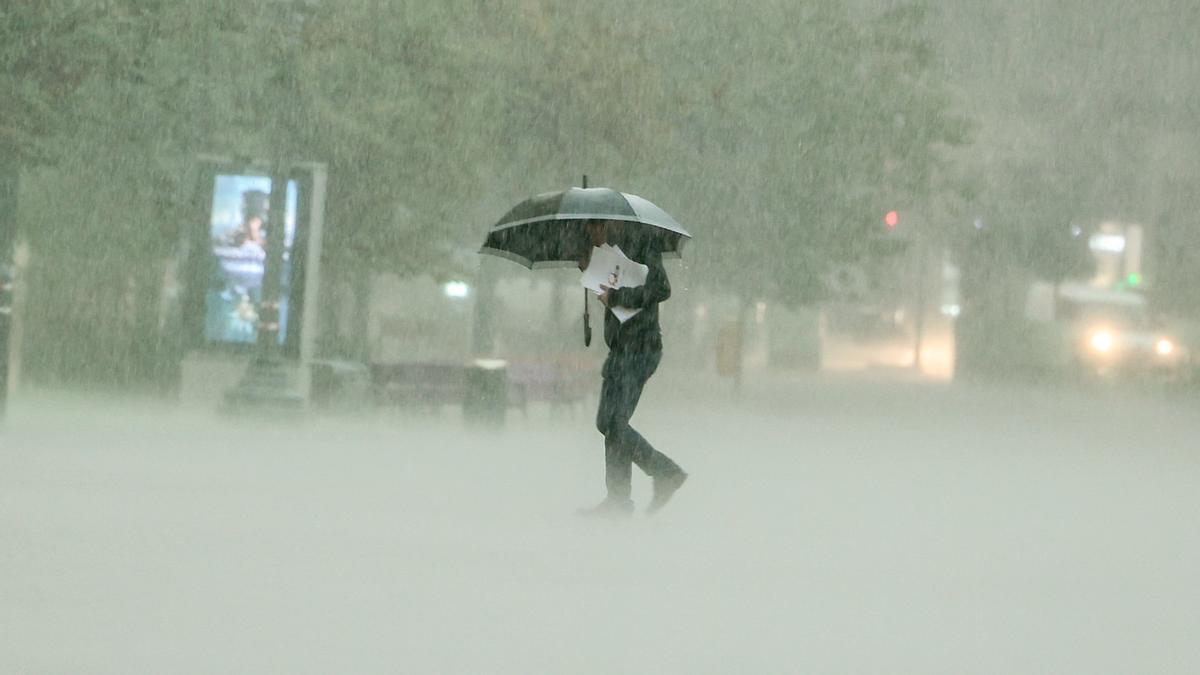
[
  {"left": 257, "top": 159, "right": 289, "bottom": 354},
  {"left": 912, "top": 233, "right": 927, "bottom": 372},
  {"left": 297, "top": 162, "right": 325, "bottom": 365},
  {"left": 0, "top": 160, "right": 16, "bottom": 419},
  {"left": 581, "top": 174, "right": 591, "bottom": 346},
  {"left": 471, "top": 262, "right": 497, "bottom": 355},
  {"left": 583, "top": 288, "right": 591, "bottom": 347}
]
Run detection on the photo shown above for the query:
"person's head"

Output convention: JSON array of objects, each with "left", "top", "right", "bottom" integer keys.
[
  {"left": 584, "top": 220, "right": 606, "bottom": 247},
  {"left": 585, "top": 219, "right": 625, "bottom": 247}
]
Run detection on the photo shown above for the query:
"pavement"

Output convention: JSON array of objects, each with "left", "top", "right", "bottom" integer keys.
[{"left": 2, "top": 371, "right": 1199, "bottom": 673}]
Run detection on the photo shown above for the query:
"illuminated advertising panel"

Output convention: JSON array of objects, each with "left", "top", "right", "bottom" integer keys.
[{"left": 204, "top": 174, "right": 298, "bottom": 345}]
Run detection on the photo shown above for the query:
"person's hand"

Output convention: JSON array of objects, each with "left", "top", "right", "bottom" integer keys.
[{"left": 598, "top": 284, "right": 611, "bottom": 306}]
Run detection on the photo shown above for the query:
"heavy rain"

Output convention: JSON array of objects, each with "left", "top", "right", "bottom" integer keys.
[{"left": 3, "top": 2, "right": 1199, "bottom": 673}]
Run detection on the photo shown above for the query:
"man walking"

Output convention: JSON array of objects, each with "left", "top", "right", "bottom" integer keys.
[{"left": 579, "top": 220, "right": 687, "bottom": 517}]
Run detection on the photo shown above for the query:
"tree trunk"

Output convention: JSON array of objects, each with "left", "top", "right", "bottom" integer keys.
[
  {"left": 734, "top": 293, "right": 753, "bottom": 393},
  {"left": 349, "top": 265, "right": 373, "bottom": 363},
  {"left": 127, "top": 260, "right": 166, "bottom": 388},
  {"left": 471, "top": 263, "right": 497, "bottom": 356}
]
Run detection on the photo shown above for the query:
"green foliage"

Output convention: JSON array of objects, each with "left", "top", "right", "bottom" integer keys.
[
  {"left": 6, "top": 0, "right": 970, "bottom": 384},
  {"left": 647, "top": 0, "right": 969, "bottom": 306}
]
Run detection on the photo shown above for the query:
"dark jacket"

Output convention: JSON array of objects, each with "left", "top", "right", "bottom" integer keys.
[{"left": 603, "top": 234, "right": 670, "bottom": 354}]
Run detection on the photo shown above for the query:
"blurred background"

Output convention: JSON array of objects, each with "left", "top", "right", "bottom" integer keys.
[{"left": 3, "top": 0, "right": 1200, "bottom": 405}]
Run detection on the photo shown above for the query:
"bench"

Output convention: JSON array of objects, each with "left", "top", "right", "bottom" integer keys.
[
  {"left": 505, "top": 355, "right": 597, "bottom": 414},
  {"left": 368, "top": 357, "right": 598, "bottom": 415},
  {"left": 369, "top": 362, "right": 470, "bottom": 409}
]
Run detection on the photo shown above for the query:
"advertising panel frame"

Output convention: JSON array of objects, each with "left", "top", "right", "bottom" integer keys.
[{"left": 179, "top": 156, "right": 325, "bottom": 364}]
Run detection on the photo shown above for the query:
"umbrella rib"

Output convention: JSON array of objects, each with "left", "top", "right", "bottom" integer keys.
[
  {"left": 478, "top": 246, "right": 597, "bottom": 269},
  {"left": 477, "top": 246, "right": 535, "bottom": 269}
]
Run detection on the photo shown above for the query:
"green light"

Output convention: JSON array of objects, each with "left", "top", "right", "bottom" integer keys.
[{"left": 1127, "top": 273, "right": 1142, "bottom": 286}]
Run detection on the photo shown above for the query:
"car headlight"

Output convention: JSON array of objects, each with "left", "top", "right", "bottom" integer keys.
[
  {"left": 1090, "top": 330, "right": 1114, "bottom": 353},
  {"left": 1156, "top": 338, "right": 1175, "bottom": 357}
]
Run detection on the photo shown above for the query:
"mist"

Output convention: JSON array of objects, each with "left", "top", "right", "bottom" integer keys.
[{"left": 6, "top": 375, "right": 1199, "bottom": 673}]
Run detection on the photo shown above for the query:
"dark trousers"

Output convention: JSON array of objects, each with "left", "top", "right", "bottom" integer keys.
[{"left": 595, "top": 350, "right": 682, "bottom": 500}]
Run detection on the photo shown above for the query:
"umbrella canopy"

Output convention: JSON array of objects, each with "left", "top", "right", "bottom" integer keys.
[{"left": 479, "top": 187, "right": 691, "bottom": 269}]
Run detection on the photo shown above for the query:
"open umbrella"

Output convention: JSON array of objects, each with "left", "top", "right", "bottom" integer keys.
[
  {"left": 479, "top": 182, "right": 691, "bottom": 346},
  {"left": 479, "top": 185, "right": 691, "bottom": 269}
]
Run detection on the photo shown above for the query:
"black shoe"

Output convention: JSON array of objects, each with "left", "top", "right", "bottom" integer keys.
[
  {"left": 577, "top": 496, "right": 635, "bottom": 519},
  {"left": 647, "top": 471, "right": 688, "bottom": 515}
]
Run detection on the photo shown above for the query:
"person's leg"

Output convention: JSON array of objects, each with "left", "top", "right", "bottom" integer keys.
[
  {"left": 596, "top": 374, "right": 633, "bottom": 501},
  {"left": 628, "top": 428, "right": 684, "bottom": 482},
  {"left": 603, "top": 353, "right": 685, "bottom": 484},
  {"left": 586, "top": 352, "right": 686, "bottom": 515},
  {"left": 621, "top": 390, "right": 687, "bottom": 514},
  {"left": 617, "top": 352, "right": 686, "bottom": 513},
  {"left": 579, "top": 366, "right": 638, "bottom": 516}
]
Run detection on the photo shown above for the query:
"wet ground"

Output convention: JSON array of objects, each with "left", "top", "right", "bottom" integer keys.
[{"left": 3, "top": 372, "right": 1198, "bottom": 673}]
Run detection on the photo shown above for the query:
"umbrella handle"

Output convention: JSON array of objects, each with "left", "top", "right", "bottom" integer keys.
[{"left": 583, "top": 288, "right": 592, "bottom": 347}]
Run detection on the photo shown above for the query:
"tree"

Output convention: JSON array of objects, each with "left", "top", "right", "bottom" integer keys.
[
  {"left": 289, "top": 0, "right": 681, "bottom": 358},
  {"left": 637, "top": 1, "right": 970, "bottom": 309},
  {"left": 5, "top": 0, "right": 973, "bottom": 386},
  {"left": 6, "top": 1, "right": 285, "bottom": 386}
]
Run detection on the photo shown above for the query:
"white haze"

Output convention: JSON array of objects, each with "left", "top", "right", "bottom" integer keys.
[{"left": 4, "top": 371, "right": 1199, "bottom": 674}]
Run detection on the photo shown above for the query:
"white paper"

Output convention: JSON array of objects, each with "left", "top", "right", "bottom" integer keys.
[{"left": 580, "top": 244, "right": 648, "bottom": 323}]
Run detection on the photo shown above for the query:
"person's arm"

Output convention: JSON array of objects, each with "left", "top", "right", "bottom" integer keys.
[{"left": 607, "top": 247, "right": 670, "bottom": 308}]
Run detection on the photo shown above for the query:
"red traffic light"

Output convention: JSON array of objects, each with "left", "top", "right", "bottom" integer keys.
[{"left": 884, "top": 210, "right": 899, "bottom": 229}]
